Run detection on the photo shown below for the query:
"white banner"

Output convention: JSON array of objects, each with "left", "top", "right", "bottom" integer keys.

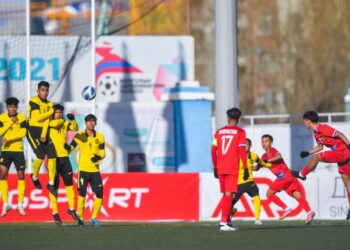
[{"left": 200, "top": 170, "right": 348, "bottom": 221}]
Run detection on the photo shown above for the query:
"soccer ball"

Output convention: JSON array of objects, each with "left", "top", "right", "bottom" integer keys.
[{"left": 82, "top": 85, "right": 96, "bottom": 100}]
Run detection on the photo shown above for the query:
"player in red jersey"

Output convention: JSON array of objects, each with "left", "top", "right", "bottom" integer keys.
[
  {"left": 211, "top": 108, "right": 249, "bottom": 231},
  {"left": 261, "top": 134, "right": 315, "bottom": 224},
  {"left": 292, "top": 111, "right": 350, "bottom": 220}
]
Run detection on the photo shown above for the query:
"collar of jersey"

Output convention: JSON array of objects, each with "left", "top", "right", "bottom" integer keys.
[{"left": 85, "top": 130, "right": 96, "bottom": 137}]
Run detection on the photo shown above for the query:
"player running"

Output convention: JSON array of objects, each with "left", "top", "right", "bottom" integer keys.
[
  {"left": 27, "top": 81, "right": 57, "bottom": 195},
  {"left": 47, "top": 104, "right": 79, "bottom": 225},
  {"left": 292, "top": 111, "right": 350, "bottom": 220},
  {"left": 67, "top": 114, "right": 105, "bottom": 227},
  {"left": 231, "top": 138, "right": 271, "bottom": 226},
  {"left": 261, "top": 134, "right": 315, "bottom": 224},
  {"left": 211, "top": 107, "right": 249, "bottom": 231},
  {"left": 0, "top": 97, "right": 27, "bottom": 217}
]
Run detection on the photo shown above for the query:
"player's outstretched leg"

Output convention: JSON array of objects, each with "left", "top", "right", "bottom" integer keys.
[
  {"left": 294, "top": 155, "right": 322, "bottom": 181},
  {"left": 292, "top": 191, "right": 315, "bottom": 224},
  {"left": 266, "top": 189, "right": 292, "bottom": 220}
]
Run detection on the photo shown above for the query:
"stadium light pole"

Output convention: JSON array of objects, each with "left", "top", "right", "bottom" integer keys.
[
  {"left": 215, "top": 0, "right": 239, "bottom": 129},
  {"left": 91, "top": 0, "right": 96, "bottom": 114},
  {"left": 26, "top": 0, "right": 32, "bottom": 170}
]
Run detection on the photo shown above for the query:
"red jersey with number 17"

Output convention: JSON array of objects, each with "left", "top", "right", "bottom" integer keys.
[{"left": 211, "top": 126, "right": 246, "bottom": 175}]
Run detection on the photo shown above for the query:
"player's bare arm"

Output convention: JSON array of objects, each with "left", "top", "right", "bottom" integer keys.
[
  {"left": 266, "top": 153, "right": 282, "bottom": 163},
  {"left": 335, "top": 131, "right": 350, "bottom": 148}
]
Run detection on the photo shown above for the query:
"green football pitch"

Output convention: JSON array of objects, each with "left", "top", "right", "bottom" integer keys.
[{"left": 0, "top": 221, "right": 349, "bottom": 250}]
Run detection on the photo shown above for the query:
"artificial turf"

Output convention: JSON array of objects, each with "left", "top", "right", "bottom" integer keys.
[{"left": 0, "top": 220, "right": 349, "bottom": 250}]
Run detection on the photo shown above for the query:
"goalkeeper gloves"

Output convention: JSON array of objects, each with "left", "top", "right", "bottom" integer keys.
[
  {"left": 300, "top": 151, "right": 310, "bottom": 158},
  {"left": 243, "top": 169, "right": 249, "bottom": 181},
  {"left": 66, "top": 113, "right": 75, "bottom": 121},
  {"left": 91, "top": 154, "right": 102, "bottom": 163},
  {"left": 213, "top": 168, "right": 218, "bottom": 179}
]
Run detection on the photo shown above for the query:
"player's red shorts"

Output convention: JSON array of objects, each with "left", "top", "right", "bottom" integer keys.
[
  {"left": 319, "top": 150, "right": 350, "bottom": 176},
  {"left": 270, "top": 175, "right": 302, "bottom": 196},
  {"left": 219, "top": 174, "right": 238, "bottom": 193}
]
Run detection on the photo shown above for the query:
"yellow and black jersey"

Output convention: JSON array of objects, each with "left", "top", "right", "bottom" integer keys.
[
  {"left": 27, "top": 96, "right": 54, "bottom": 137},
  {"left": 49, "top": 119, "right": 78, "bottom": 158},
  {"left": 238, "top": 151, "right": 271, "bottom": 185},
  {"left": 0, "top": 113, "right": 27, "bottom": 152},
  {"left": 70, "top": 130, "right": 105, "bottom": 173}
]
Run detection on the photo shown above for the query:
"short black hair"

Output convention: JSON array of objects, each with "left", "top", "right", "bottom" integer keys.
[
  {"left": 85, "top": 114, "right": 97, "bottom": 122},
  {"left": 226, "top": 107, "right": 242, "bottom": 120},
  {"left": 303, "top": 111, "right": 319, "bottom": 123},
  {"left": 53, "top": 104, "right": 64, "bottom": 112},
  {"left": 246, "top": 138, "right": 252, "bottom": 146},
  {"left": 37, "top": 81, "right": 50, "bottom": 89},
  {"left": 5, "top": 97, "right": 19, "bottom": 106},
  {"left": 262, "top": 134, "right": 273, "bottom": 142}
]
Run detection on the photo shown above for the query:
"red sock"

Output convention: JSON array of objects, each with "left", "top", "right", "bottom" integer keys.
[
  {"left": 301, "top": 167, "right": 311, "bottom": 177},
  {"left": 299, "top": 197, "right": 311, "bottom": 213},
  {"left": 268, "top": 194, "right": 287, "bottom": 209},
  {"left": 221, "top": 195, "right": 232, "bottom": 223},
  {"left": 348, "top": 194, "right": 350, "bottom": 206}
]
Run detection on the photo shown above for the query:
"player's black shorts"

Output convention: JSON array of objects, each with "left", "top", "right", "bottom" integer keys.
[
  {"left": 53, "top": 157, "right": 74, "bottom": 188},
  {"left": 0, "top": 151, "right": 26, "bottom": 171},
  {"left": 232, "top": 181, "right": 259, "bottom": 204},
  {"left": 78, "top": 171, "right": 103, "bottom": 198},
  {"left": 27, "top": 126, "right": 56, "bottom": 159}
]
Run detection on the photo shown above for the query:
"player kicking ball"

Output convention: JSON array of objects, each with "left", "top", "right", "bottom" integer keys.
[
  {"left": 67, "top": 114, "right": 105, "bottom": 227},
  {"left": 47, "top": 104, "right": 79, "bottom": 225},
  {"left": 292, "top": 111, "right": 350, "bottom": 220},
  {"left": 260, "top": 134, "right": 315, "bottom": 224},
  {"left": 0, "top": 97, "right": 27, "bottom": 216},
  {"left": 231, "top": 138, "right": 271, "bottom": 226},
  {"left": 211, "top": 108, "right": 249, "bottom": 231}
]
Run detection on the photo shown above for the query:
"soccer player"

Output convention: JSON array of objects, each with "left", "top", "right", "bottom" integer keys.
[
  {"left": 47, "top": 104, "right": 79, "bottom": 225},
  {"left": 261, "top": 134, "right": 315, "bottom": 224},
  {"left": 67, "top": 114, "right": 105, "bottom": 227},
  {"left": 292, "top": 111, "right": 350, "bottom": 220},
  {"left": 0, "top": 97, "right": 27, "bottom": 216},
  {"left": 231, "top": 138, "right": 271, "bottom": 226},
  {"left": 27, "top": 81, "right": 57, "bottom": 195},
  {"left": 211, "top": 107, "right": 249, "bottom": 231}
]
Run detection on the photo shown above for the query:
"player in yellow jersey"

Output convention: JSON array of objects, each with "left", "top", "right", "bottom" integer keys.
[
  {"left": 47, "top": 104, "right": 79, "bottom": 225},
  {"left": 230, "top": 138, "right": 271, "bottom": 225},
  {"left": 27, "top": 81, "right": 57, "bottom": 195},
  {"left": 67, "top": 114, "right": 105, "bottom": 227},
  {"left": 0, "top": 97, "right": 27, "bottom": 217}
]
